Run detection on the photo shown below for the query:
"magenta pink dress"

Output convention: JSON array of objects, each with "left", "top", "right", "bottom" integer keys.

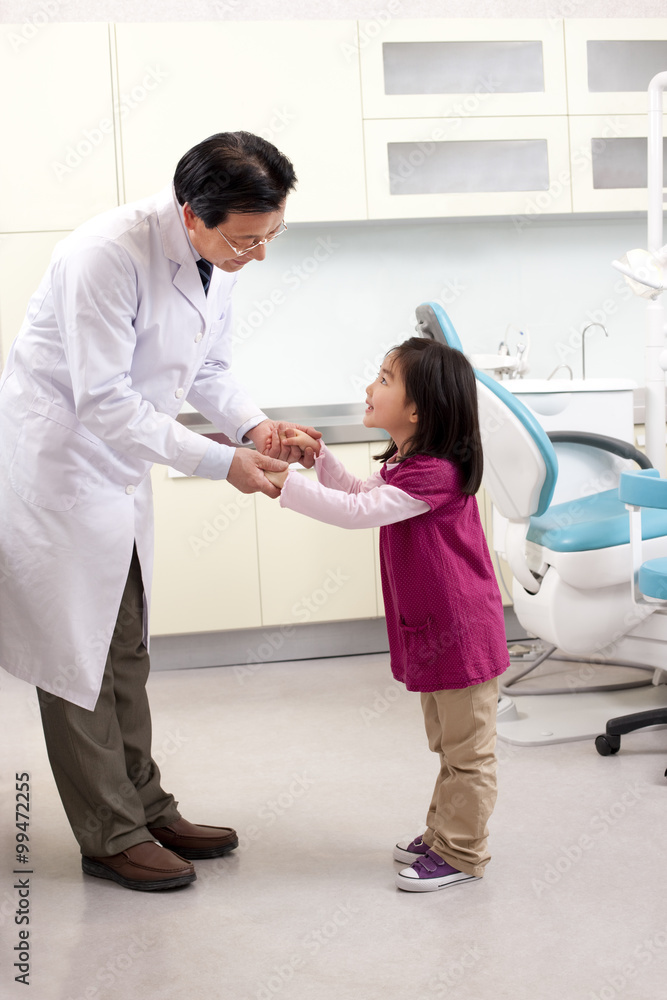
[
  {"left": 379, "top": 455, "right": 508, "bottom": 692},
  {"left": 278, "top": 445, "right": 509, "bottom": 693}
]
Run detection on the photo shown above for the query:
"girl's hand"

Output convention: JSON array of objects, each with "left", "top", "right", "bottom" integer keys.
[
  {"left": 261, "top": 423, "right": 322, "bottom": 467},
  {"left": 264, "top": 468, "right": 289, "bottom": 491},
  {"left": 279, "top": 428, "right": 321, "bottom": 459}
]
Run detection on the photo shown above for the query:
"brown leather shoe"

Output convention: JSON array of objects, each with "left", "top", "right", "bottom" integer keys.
[
  {"left": 82, "top": 840, "right": 196, "bottom": 891},
  {"left": 147, "top": 817, "right": 239, "bottom": 859}
]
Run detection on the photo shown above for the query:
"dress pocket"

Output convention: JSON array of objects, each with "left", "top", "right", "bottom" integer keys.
[{"left": 398, "top": 615, "right": 438, "bottom": 672}]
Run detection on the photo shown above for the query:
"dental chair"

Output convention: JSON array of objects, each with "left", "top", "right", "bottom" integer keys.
[{"left": 416, "top": 300, "right": 667, "bottom": 747}]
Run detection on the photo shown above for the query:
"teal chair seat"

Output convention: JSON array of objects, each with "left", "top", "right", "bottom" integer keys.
[
  {"left": 638, "top": 558, "right": 667, "bottom": 599},
  {"left": 527, "top": 488, "right": 667, "bottom": 553}
]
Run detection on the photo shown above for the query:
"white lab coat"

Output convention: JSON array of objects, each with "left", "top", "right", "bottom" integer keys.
[{"left": 0, "top": 186, "right": 264, "bottom": 710}]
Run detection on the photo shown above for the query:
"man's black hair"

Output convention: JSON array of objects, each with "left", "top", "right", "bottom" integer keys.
[{"left": 173, "top": 131, "right": 297, "bottom": 226}]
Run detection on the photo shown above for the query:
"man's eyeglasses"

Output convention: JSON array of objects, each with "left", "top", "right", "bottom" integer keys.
[{"left": 214, "top": 221, "right": 288, "bottom": 257}]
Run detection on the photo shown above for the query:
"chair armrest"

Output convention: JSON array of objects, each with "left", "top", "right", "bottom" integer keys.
[
  {"left": 618, "top": 469, "right": 667, "bottom": 607},
  {"left": 619, "top": 468, "right": 667, "bottom": 508},
  {"left": 547, "top": 431, "right": 652, "bottom": 470}
]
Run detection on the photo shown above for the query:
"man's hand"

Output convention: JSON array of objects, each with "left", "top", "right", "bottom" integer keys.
[
  {"left": 245, "top": 420, "right": 275, "bottom": 457},
  {"left": 227, "top": 448, "right": 288, "bottom": 499}
]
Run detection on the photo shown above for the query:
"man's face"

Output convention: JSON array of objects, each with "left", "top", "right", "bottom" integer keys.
[{"left": 182, "top": 202, "right": 286, "bottom": 273}]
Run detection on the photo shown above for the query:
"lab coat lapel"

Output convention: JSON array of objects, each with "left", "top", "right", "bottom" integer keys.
[{"left": 157, "top": 186, "right": 207, "bottom": 324}]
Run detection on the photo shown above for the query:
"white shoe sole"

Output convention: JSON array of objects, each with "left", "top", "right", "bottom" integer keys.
[{"left": 395, "top": 868, "right": 480, "bottom": 892}]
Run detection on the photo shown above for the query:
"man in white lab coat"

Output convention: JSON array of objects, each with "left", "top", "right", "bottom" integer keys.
[{"left": 0, "top": 131, "right": 314, "bottom": 891}]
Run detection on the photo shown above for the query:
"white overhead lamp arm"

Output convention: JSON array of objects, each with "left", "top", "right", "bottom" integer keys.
[{"left": 645, "top": 72, "right": 667, "bottom": 475}]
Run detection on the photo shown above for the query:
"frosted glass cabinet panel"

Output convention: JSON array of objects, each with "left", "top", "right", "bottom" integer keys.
[
  {"left": 587, "top": 41, "right": 667, "bottom": 94},
  {"left": 565, "top": 19, "right": 667, "bottom": 114},
  {"left": 592, "top": 137, "right": 667, "bottom": 190},
  {"left": 387, "top": 139, "right": 549, "bottom": 196},
  {"left": 382, "top": 41, "right": 545, "bottom": 96},
  {"left": 365, "top": 117, "right": 571, "bottom": 219},
  {"left": 569, "top": 114, "right": 667, "bottom": 212},
  {"left": 0, "top": 24, "right": 119, "bottom": 232},
  {"left": 361, "top": 19, "right": 567, "bottom": 118},
  {"left": 115, "top": 21, "right": 367, "bottom": 223}
]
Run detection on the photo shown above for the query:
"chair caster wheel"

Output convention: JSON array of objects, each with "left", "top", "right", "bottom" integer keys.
[{"left": 595, "top": 734, "right": 620, "bottom": 756}]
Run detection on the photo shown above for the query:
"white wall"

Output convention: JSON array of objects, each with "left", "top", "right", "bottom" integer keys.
[{"left": 231, "top": 214, "right": 648, "bottom": 407}]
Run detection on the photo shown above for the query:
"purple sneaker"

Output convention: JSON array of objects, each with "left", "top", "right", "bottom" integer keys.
[
  {"left": 396, "top": 849, "right": 480, "bottom": 892},
  {"left": 393, "top": 835, "right": 430, "bottom": 864}
]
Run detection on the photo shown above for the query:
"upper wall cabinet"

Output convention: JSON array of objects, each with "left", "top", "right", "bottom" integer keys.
[
  {"left": 569, "top": 114, "right": 667, "bottom": 213},
  {"left": 360, "top": 19, "right": 568, "bottom": 119},
  {"left": 114, "top": 21, "right": 367, "bottom": 223},
  {"left": 0, "top": 232, "right": 68, "bottom": 365},
  {"left": 565, "top": 19, "right": 667, "bottom": 115},
  {"left": 364, "top": 115, "right": 572, "bottom": 220},
  {"left": 0, "top": 24, "right": 118, "bottom": 233}
]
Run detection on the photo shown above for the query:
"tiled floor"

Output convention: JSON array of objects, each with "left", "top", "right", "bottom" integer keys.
[{"left": 1, "top": 651, "right": 666, "bottom": 1000}]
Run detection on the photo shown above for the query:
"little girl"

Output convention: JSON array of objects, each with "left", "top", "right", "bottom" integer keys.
[{"left": 265, "top": 337, "right": 509, "bottom": 892}]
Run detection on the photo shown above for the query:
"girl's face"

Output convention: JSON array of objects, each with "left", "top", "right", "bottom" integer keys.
[{"left": 364, "top": 353, "right": 418, "bottom": 453}]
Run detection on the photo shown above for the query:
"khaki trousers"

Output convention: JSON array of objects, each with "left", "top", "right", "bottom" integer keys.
[
  {"left": 37, "top": 548, "right": 181, "bottom": 857},
  {"left": 420, "top": 676, "right": 499, "bottom": 878}
]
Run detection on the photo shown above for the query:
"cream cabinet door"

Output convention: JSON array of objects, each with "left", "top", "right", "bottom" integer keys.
[
  {"left": 0, "top": 24, "right": 118, "bottom": 232},
  {"left": 478, "top": 487, "right": 513, "bottom": 608},
  {"left": 373, "top": 523, "right": 384, "bottom": 619},
  {"left": 360, "top": 18, "right": 568, "bottom": 120},
  {"left": 0, "top": 232, "right": 67, "bottom": 365},
  {"left": 256, "top": 443, "right": 378, "bottom": 626},
  {"left": 150, "top": 464, "right": 262, "bottom": 636},
  {"left": 364, "top": 115, "right": 572, "bottom": 219},
  {"left": 569, "top": 114, "right": 667, "bottom": 213},
  {"left": 368, "top": 441, "right": 387, "bottom": 618},
  {"left": 114, "top": 21, "right": 367, "bottom": 222},
  {"left": 565, "top": 19, "right": 667, "bottom": 116}
]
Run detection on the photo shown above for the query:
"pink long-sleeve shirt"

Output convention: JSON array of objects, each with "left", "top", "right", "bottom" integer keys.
[{"left": 279, "top": 445, "right": 509, "bottom": 692}]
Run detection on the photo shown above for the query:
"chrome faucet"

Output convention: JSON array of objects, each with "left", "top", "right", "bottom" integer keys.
[
  {"left": 581, "top": 323, "right": 609, "bottom": 380},
  {"left": 547, "top": 364, "right": 574, "bottom": 380}
]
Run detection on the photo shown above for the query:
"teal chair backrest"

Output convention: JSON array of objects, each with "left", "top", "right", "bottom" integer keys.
[{"left": 416, "top": 301, "right": 558, "bottom": 518}]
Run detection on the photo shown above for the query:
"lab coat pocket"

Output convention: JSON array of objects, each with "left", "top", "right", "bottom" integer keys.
[
  {"left": 399, "top": 615, "right": 438, "bottom": 672},
  {"left": 10, "top": 400, "right": 101, "bottom": 511}
]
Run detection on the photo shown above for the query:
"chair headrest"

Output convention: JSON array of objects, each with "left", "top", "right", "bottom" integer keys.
[{"left": 415, "top": 301, "right": 558, "bottom": 517}]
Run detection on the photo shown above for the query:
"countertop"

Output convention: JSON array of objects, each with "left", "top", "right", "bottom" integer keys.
[
  {"left": 177, "top": 402, "right": 390, "bottom": 446},
  {"left": 177, "top": 386, "right": 658, "bottom": 446}
]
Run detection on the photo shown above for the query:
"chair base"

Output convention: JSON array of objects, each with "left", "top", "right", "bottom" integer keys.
[
  {"left": 595, "top": 705, "right": 667, "bottom": 759},
  {"left": 497, "top": 683, "right": 667, "bottom": 746}
]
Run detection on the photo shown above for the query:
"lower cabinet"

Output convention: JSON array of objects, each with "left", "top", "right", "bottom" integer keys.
[
  {"left": 150, "top": 441, "right": 385, "bottom": 635},
  {"left": 255, "top": 443, "right": 379, "bottom": 626},
  {"left": 150, "top": 464, "right": 263, "bottom": 636},
  {"left": 150, "top": 445, "right": 512, "bottom": 637},
  {"left": 477, "top": 487, "right": 514, "bottom": 608}
]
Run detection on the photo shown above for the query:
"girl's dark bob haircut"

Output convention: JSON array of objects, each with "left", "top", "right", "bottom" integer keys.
[{"left": 375, "top": 337, "right": 483, "bottom": 496}]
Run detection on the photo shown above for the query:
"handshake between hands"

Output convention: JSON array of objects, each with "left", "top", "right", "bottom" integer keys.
[
  {"left": 227, "top": 420, "right": 322, "bottom": 499},
  {"left": 262, "top": 427, "right": 322, "bottom": 491}
]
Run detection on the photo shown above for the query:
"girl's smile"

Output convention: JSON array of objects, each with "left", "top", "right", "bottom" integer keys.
[{"left": 363, "top": 354, "right": 418, "bottom": 453}]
